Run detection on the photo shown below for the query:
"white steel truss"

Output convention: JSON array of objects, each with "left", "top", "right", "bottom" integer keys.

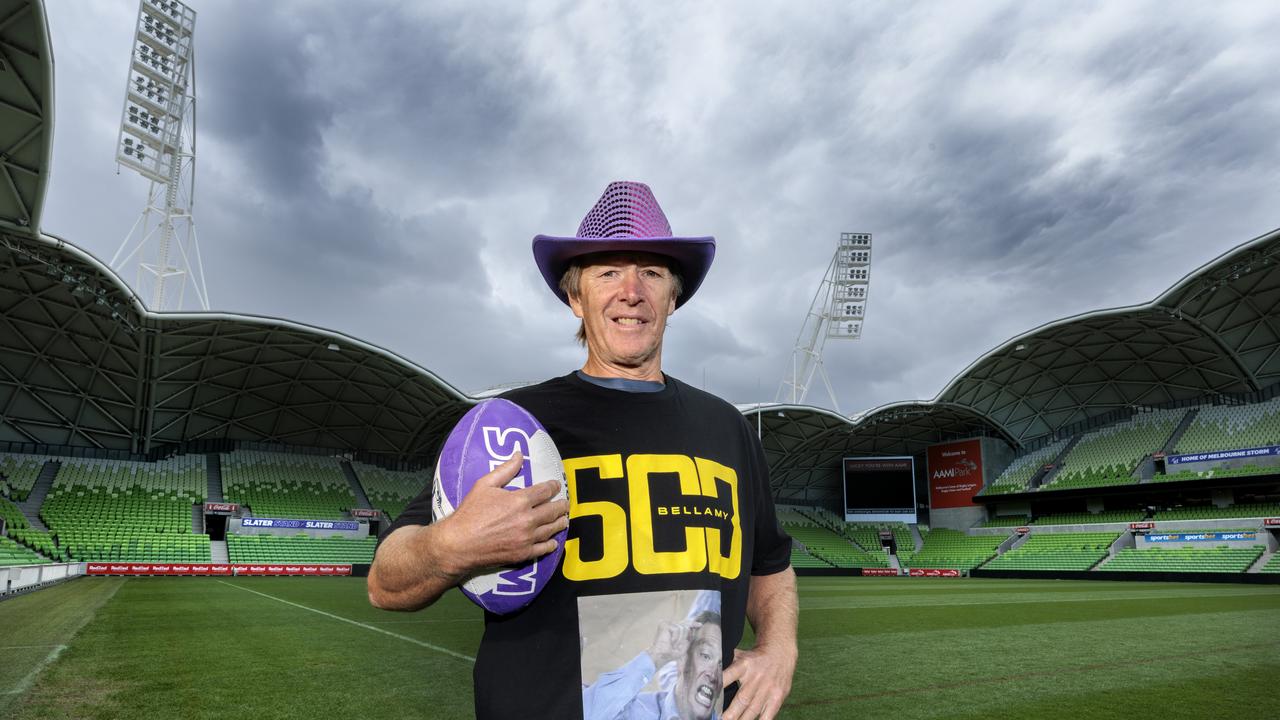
[
  {"left": 778, "top": 232, "right": 872, "bottom": 412},
  {"left": 110, "top": 0, "right": 208, "bottom": 311}
]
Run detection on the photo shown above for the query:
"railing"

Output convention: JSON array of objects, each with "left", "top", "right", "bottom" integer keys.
[{"left": 0, "top": 562, "right": 83, "bottom": 595}]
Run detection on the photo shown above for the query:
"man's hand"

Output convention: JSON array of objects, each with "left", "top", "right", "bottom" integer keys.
[
  {"left": 721, "top": 567, "right": 798, "bottom": 720},
  {"left": 368, "top": 451, "right": 569, "bottom": 610},
  {"left": 435, "top": 452, "right": 570, "bottom": 573},
  {"left": 647, "top": 620, "right": 701, "bottom": 669},
  {"left": 720, "top": 643, "right": 797, "bottom": 720}
]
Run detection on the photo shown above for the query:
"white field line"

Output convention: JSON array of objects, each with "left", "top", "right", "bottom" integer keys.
[
  {"left": 362, "top": 618, "right": 477, "bottom": 625},
  {"left": 0, "top": 645, "right": 66, "bottom": 650},
  {"left": 3, "top": 645, "right": 67, "bottom": 695},
  {"left": 215, "top": 580, "right": 474, "bottom": 663},
  {"left": 801, "top": 588, "right": 1278, "bottom": 611}
]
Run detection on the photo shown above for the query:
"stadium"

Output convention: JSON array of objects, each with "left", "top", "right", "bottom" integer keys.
[{"left": 2, "top": 1, "right": 1279, "bottom": 718}]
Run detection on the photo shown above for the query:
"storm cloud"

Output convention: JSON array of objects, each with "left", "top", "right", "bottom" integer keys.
[{"left": 40, "top": 0, "right": 1280, "bottom": 411}]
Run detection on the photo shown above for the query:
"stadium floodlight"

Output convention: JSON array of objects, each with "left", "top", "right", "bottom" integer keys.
[
  {"left": 777, "top": 232, "right": 873, "bottom": 413},
  {"left": 110, "top": 0, "right": 209, "bottom": 312}
]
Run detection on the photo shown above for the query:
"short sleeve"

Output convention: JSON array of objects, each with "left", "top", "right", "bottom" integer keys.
[
  {"left": 744, "top": 418, "right": 792, "bottom": 575},
  {"left": 376, "top": 480, "right": 434, "bottom": 547}
]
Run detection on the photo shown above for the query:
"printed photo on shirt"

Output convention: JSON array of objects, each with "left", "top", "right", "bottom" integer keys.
[{"left": 580, "top": 589, "right": 722, "bottom": 720}]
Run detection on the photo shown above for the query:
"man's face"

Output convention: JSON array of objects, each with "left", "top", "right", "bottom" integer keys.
[
  {"left": 675, "top": 621, "right": 722, "bottom": 720},
  {"left": 568, "top": 252, "right": 678, "bottom": 378}
]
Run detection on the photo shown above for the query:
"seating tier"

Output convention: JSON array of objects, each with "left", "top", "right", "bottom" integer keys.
[
  {"left": 0, "top": 535, "right": 48, "bottom": 565},
  {"left": 1099, "top": 546, "right": 1262, "bottom": 573},
  {"left": 982, "top": 532, "right": 1118, "bottom": 571},
  {"left": 1259, "top": 554, "right": 1280, "bottom": 573},
  {"left": 1152, "top": 503, "right": 1280, "bottom": 521},
  {"left": 981, "top": 438, "right": 1069, "bottom": 495},
  {"left": 353, "top": 462, "right": 429, "bottom": 521},
  {"left": 42, "top": 456, "right": 210, "bottom": 562},
  {"left": 1039, "top": 408, "right": 1183, "bottom": 491},
  {"left": 227, "top": 534, "right": 376, "bottom": 564},
  {"left": 782, "top": 523, "right": 888, "bottom": 568},
  {"left": 1175, "top": 398, "right": 1280, "bottom": 455},
  {"left": 902, "top": 529, "right": 1001, "bottom": 571},
  {"left": 981, "top": 515, "right": 1031, "bottom": 528},
  {"left": 1033, "top": 510, "right": 1145, "bottom": 526},
  {"left": 0, "top": 453, "right": 50, "bottom": 501},
  {"left": 222, "top": 451, "right": 355, "bottom": 520}
]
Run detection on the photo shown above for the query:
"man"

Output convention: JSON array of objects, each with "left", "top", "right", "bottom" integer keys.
[
  {"left": 586, "top": 607, "right": 727, "bottom": 717},
  {"left": 369, "top": 181, "right": 797, "bottom": 720},
  {"left": 582, "top": 610, "right": 724, "bottom": 720}
]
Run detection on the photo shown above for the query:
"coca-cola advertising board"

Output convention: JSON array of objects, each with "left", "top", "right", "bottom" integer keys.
[{"left": 927, "top": 439, "right": 985, "bottom": 509}]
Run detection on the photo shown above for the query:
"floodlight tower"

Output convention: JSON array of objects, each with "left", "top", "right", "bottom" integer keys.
[
  {"left": 110, "top": 0, "right": 208, "bottom": 311},
  {"left": 777, "top": 232, "right": 872, "bottom": 413}
]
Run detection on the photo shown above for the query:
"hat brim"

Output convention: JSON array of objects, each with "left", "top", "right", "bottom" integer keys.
[{"left": 532, "top": 235, "right": 716, "bottom": 308}]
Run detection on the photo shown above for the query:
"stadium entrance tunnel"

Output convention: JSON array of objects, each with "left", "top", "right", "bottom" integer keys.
[{"left": 204, "top": 514, "right": 227, "bottom": 541}]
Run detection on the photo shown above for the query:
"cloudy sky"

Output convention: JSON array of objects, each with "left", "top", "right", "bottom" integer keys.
[{"left": 40, "top": 0, "right": 1280, "bottom": 415}]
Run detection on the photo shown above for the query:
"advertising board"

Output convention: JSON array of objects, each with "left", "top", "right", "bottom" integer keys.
[{"left": 927, "top": 439, "right": 984, "bottom": 509}]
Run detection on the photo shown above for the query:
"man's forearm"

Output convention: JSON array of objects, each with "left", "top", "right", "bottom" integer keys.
[
  {"left": 367, "top": 523, "right": 464, "bottom": 611},
  {"left": 746, "top": 566, "right": 798, "bottom": 653}
]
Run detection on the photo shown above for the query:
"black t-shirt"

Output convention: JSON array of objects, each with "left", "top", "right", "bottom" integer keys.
[{"left": 383, "top": 373, "right": 792, "bottom": 719}]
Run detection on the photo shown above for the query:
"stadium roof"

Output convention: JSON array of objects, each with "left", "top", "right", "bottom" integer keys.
[
  {"left": 0, "top": 229, "right": 471, "bottom": 460},
  {"left": 3, "top": 0, "right": 1279, "bottom": 486},
  {"left": 745, "top": 225, "right": 1280, "bottom": 501},
  {"left": 0, "top": 0, "right": 51, "bottom": 236}
]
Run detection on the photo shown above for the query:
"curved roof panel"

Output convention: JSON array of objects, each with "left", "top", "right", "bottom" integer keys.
[
  {"left": 0, "top": 230, "right": 471, "bottom": 461},
  {"left": 741, "top": 401, "right": 1007, "bottom": 504},
  {"left": 0, "top": 0, "right": 52, "bottom": 234},
  {"left": 938, "top": 226, "right": 1280, "bottom": 446},
  {"left": 740, "top": 226, "right": 1280, "bottom": 498}
]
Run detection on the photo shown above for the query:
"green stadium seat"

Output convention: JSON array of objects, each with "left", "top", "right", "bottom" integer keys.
[
  {"left": 222, "top": 451, "right": 356, "bottom": 520},
  {"left": 352, "top": 461, "right": 429, "bottom": 521},
  {"left": 982, "top": 532, "right": 1118, "bottom": 571},
  {"left": 1038, "top": 408, "right": 1183, "bottom": 492},
  {"left": 39, "top": 455, "right": 210, "bottom": 563},
  {"left": 901, "top": 529, "right": 1001, "bottom": 571}
]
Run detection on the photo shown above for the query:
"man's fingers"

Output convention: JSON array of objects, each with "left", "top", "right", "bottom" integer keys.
[
  {"left": 528, "top": 537, "right": 558, "bottom": 561},
  {"left": 528, "top": 498, "right": 569, "bottom": 527},
  {"left": 759, "top": 693, "right": 783, "bottom": 720},
  {"left": 477, "top": 453, "right": 524, "bottom": 487},
  {"left": 723, "top": 651, "right": 746, "bottom": 688},
  {"left": 533, "top": 513, "right": 569, "bottom": 542},
  {"left": 722, "top": 681, "right": 758, "bottom": 720},
  {"left": 722, "top": 662, "right": 744, "bottom": 689}
]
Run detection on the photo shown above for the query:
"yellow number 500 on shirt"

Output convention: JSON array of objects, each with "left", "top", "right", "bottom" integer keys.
[{"left": 562, "top": 454, "right": 742, "bottom": 582}]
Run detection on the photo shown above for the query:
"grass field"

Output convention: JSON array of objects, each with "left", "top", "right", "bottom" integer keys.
[{"left": 1, "top": 576, "right": 1277, "bottom": 719}]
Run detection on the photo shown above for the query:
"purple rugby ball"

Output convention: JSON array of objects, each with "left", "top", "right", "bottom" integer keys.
[{"left": 431, "top": 398, "right": 567, "bottom": 614}]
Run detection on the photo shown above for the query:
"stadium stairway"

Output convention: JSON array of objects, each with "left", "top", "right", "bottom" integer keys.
[
  {"left": 15, "top": 460, "right": 58, "bottom": 532},
  {"left": 1136, "top": 408, "right": 1202, "bottom": 484},
  {"left": 908, "top": 524, "right": 924, "bottom": 553},
  {"left": 341, "top": 461, "right": 372, "bottom": 509},
  {"left": 206, "top": 454, "right": 224, "bottom": 503},
  {"left": 1162, "top": 408, "right": 1201, "bottom": 455},
  {"left": 999, "top": 532, "right": 1030, "bottom": 555},
  {"left": 210, "top": 540, "right": 228, "bottom": 564},
  {"left": 1247, "top": 546, "right": 1276, "bottom": 574},
  {"left": 1030, "top": 434, "right": 1083, "bottom": 489}
]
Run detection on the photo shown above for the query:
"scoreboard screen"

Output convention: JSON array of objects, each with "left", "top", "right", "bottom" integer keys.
[{"left": 842, "top": 456, "right": 918, "bottom": 523}]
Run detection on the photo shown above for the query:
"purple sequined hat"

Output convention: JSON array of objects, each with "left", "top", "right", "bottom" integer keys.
[{"left": 533, "top": 181, "right": 715, "bottom": 308}]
